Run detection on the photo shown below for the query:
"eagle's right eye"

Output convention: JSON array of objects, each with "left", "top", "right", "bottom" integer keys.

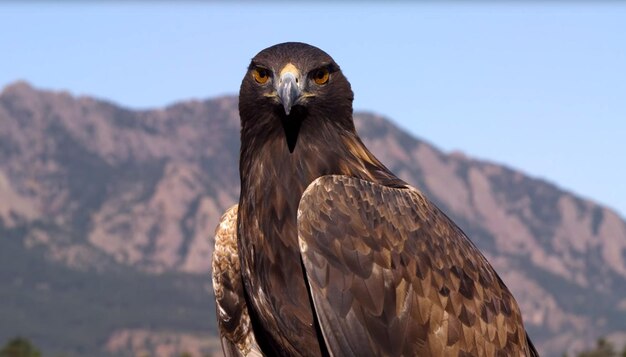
[{"left": 253, "top": 68, "right": 270, "bottom": 84}]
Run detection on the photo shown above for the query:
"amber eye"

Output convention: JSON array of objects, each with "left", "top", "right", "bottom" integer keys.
[
  {"left": 312, "top": 68, "right": 330, "bottom": 85},
  {"left": 253, "top": 68, "right": 270, "bottom": 84}
]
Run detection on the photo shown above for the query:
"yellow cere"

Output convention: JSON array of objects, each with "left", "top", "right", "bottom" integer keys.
[{"left": 279, "top": 63, "right": 300, "bottom": 77}]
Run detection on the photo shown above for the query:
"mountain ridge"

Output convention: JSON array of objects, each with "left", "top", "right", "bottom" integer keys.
[{"left": 1, "top": 81, "right": 625, "bottom": 356}]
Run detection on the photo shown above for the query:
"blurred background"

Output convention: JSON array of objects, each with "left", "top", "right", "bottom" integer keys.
[{"left": 1, "top": 2, "right": 625, "bottom": 357}]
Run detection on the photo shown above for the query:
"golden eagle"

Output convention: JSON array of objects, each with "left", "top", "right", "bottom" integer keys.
[{"left": 212, "top": 42, "right": 538, "bottom": 357}]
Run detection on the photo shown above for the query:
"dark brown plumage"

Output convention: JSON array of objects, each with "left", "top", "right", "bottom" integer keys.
[{"left": 212, "top": 42, "right": 539, "bottom": 356}]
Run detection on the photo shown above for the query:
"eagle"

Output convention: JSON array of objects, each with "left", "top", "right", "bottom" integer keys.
[{"left": 212, "top": 42, "right": 539, "bottom": 357}]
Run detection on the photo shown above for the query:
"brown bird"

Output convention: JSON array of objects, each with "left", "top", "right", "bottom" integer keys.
[{"left": 212, "top": 42, "right": 539, "bottom": 357}]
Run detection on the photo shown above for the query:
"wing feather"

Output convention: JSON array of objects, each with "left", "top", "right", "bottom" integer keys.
[
  {"left": 297, "top": 175, "right": 537, "bottom": 357},
  {"left": 212, "top": 205, "right": 263, "bottom": 357}
]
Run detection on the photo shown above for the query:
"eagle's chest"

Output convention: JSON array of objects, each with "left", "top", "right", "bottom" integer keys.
[
  {"left": 239, "top": 157, "right": 310, "bottom": 274},
  {"left": 237, "top": 154, "right": 324, "bottom": 356}
]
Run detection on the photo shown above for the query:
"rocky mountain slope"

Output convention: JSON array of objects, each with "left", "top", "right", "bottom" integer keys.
[{"left": 1, "top": 81, "right": 625, "bottom": 356}]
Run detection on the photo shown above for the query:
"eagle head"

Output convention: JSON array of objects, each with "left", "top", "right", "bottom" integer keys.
[{"left": 239, "top": 42, "right": 355, "bottom": 152}]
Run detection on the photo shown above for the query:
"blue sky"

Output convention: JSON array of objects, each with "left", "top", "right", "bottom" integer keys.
[{"left": 1, "top": 3, "right": 625, "bottom": 217}]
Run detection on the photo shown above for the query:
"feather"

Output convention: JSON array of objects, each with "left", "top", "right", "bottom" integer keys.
[
  {"left": 298, "top": 176, "right": 537, "bottom": 356},
  {"left": 211, "top": 206, "right": 262, "bottom": 357}
]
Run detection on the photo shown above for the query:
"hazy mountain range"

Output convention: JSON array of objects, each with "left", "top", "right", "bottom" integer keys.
[{"left": 1, "top": 81, "right": 626, "bottom": 357}]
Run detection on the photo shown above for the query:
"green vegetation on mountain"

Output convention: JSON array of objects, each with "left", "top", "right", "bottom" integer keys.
[
  {"left": 0, "top": 225, "right": 216, "bottom": 356},
  {"left": 0, "top": 337, "right": 41, "bottom": 357}
]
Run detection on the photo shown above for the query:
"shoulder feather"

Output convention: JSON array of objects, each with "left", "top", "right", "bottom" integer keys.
[{"left": 298, "top": 175, "right": 537, "bottom": 357}]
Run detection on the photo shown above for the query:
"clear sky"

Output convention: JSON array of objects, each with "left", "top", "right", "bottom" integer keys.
[{"left": 1, "top": 2, "right": 625, "bottom": 218}]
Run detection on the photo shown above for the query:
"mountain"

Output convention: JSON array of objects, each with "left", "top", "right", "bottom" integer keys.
[{"left": 1, "top": 81, "right": 625, "bottom": 357}]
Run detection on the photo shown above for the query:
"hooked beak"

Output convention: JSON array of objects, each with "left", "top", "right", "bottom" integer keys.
[{"left": 277, "top": 71, "right": 302, "bottom": 116}]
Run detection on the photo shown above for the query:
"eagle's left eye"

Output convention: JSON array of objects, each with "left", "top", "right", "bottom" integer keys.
[
  {"left": 253, "top": 68, "right": 270, "bottom": 84},
  {"left": 312, "top": 68, "right": 330, "bottom": 85}
]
